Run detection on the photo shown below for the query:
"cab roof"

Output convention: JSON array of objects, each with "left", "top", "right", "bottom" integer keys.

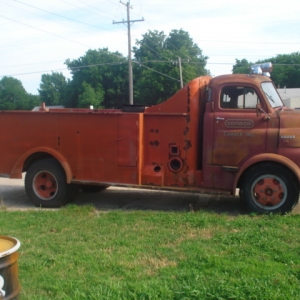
[{"left": 209, "top": 74, "right": 273, "bottom": 87}]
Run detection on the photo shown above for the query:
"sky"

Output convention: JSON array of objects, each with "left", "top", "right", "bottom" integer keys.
[{"left": 1, "top": 0, "right": 300, "bottom": 95}]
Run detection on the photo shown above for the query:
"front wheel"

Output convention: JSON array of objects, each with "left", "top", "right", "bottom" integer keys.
[
  {"left": 25, "top": 159, "right": 71, "bottom": 208},
  {"left": 241, "top": 163, "right": 299, "bottom": 214}
]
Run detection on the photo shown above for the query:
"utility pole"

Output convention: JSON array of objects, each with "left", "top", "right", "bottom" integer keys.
[
  {"left": 178, "top": 57, "right": 183, "bottom": 88},
  {"left": 113, "top": 1, "right": 144, "bottom": 105}
]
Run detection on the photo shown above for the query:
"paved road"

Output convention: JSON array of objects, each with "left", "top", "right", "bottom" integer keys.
[{"left": 0, "top": 177, "right": 299, "bottom": 215}]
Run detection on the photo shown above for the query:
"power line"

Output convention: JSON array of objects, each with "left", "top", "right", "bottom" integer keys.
[
  {"left": 2, "top": 2, "right": 299, "bottom": 85},
  {"left": 0, "top": 14, "right": 92, "bottom": 48},
  {"left": 3, "top": 59, "right": 300, "bottom": 78},
  {"left": 0, "top": 60, "right": 66, "bottom": 68},
  {"left": 68, "top": 61, "right": 127, "bottom": 71},
  {"left": 135, "top": 62, "right": 182, "bottom": 83},
  {"left": 0, "top": 0, "right": 128, "bottom": 55},
  {"left": 75, "top": 0, "right": 117, "bottom": 15},
  {"left": 12, "top": 0, "right": 116, "bottom": 31},
  {"left": 132, "top": 31, "right": 191, "bottom": 63},
  {"left": 2, "top": 2, "right": 300, "bottom": 79},
  {"left": 138, "top": 42, "right": 172, "bottom": 61},
  {"left": 1, "top": 61, "right": 128, "bottom": 77},
  {"left": 113, "top": 1, "right": 144, "bottom": 105},
  {"left": 0, "top": 13, "right": 125, "bottom": 60},
  {"left": 196, "top": 39, "right": 300, "bottom": 45}
]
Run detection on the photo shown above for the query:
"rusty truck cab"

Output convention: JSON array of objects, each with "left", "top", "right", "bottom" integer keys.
[{"left": 202, "top": 63, "right": 300, "bottom": 213}]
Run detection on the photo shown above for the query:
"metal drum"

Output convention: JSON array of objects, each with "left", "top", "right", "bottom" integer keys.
[{"left": 0, "top": 236, "right": 21, "bottom": 300}]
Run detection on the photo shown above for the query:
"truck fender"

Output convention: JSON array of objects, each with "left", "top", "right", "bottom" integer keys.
[
  {"left": 10, "top": 147, "right": 73, "bottom": 183},
  {"left": 233, "top": 153, "right": 300, "bottom": 194}
]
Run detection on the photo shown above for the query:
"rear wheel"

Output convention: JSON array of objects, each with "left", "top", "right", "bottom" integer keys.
[
  {"left": 25, "top": 159, "right": 71, "bottom": 207},
  {"left": 241, "top": 163, "right": 299, "bottom": 214}
]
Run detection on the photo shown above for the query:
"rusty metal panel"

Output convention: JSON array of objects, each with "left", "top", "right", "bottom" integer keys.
[
  {"left": 55, "top": 113, "right": 119, "bottom": 182},
  {"left": 0, "top": 111, "right": 59, "bottom": 177},
  {"left": 266, "top": 119, "right": 279, "bottom": 153},
  {"left": 142, "top": 114, "right": 188, "bottom": 186},
  {"left": 55, "top": 112, "right": 138, "bottom": 184},
  {"left": 141, "top": 76, "right": 210, "bottom": 188},
  {"left": 212, "top": 111, "right": 268, "bottom": 166},
  {"left": 56, "top": 112, "right": 139, "bottom": 184},
  {"left": 0, "top": 110, "right": 140, "bottom": 185},
  {"left": 279, "top": 110, "right": 300, "bottom": 148},
  {"left": 144, "top": 86, "right": 189, "bottom": 114},
  {"left": 142, "top": 104, "right": 191, "bottom": 186},
  {"left": 201, "top": 164, "right": 235, "bottom": 190},
  {"left": 117, "top": 114, "right": 138, "bottom": 167}
]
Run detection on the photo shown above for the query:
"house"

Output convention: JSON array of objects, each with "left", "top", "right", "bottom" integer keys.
[{"left": 277, "top": 88, "right": 300, "bottom": 108}]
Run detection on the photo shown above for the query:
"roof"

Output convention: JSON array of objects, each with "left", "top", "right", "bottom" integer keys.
[{"left": 209, "top": 74, "right": 272, "bottom": 87}]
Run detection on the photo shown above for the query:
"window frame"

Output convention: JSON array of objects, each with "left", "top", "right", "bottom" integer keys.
[{"left": 219, "top": 85, "right": 261, "bottom": 110}]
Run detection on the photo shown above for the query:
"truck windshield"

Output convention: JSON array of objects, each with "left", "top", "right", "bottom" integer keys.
[{"left": 261, "top": 82, "right": 283, "bottom": 108}]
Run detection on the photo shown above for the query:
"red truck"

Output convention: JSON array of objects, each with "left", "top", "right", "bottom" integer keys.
[{"left": 1, "top": 62, "right": 299, "bottom": 213}]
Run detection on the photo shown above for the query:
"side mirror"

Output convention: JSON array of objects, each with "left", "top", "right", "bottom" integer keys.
[
  {"left": 256, "top": 103, "right": 262, "bottom": 116},
  {"left": 256, "top": 103, "right": 270, "bottom": 120}
]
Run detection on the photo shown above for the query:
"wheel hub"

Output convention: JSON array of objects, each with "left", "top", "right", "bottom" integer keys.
[
  {"left": 33, "top": 171, "right": 58, "bottom": 200},
  {"left": 254, "top": 177, "right": 285, "bottom": 207}
]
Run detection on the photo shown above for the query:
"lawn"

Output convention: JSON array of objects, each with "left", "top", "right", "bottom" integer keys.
[{"left": 1, "top": 205, "right": 300, "bottom": 299}]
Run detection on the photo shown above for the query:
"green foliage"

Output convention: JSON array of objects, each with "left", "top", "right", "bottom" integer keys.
[
  {"left": 1, "top": 29, "right": 209, "bottom": 110},
  {"left": 0, "top": 76, "right": 39, "bottom": 110},
  {"left": 260, "top": 52, "right": 300, "bottom": 88},
  {"left": 57, "top": 29, "right": 208, "bottom": 108},
  {"left": 78, "top": 81, "right": 104, "bottom": 108},
  {"left": 232, "top": 58, "right": 253, "bottom": 74},
  {"left": 65, "top": 48, "right": 128, "bottom": 108},
  {"left": 133, "top": 29, "right": 208, "bottom": 105},
  {"left": 38, "top": 72, "right": 69, "bottom": 106},
  {"left": 232, "top": 52, "right": 300, "bottom": 88},
  {"left": 1, "top": 207, "right": 300, "bottom": 299}
]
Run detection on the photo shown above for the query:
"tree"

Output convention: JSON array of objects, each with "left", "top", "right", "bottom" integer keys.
[
  {"left": 0, "top": 76, "right": 39, "bottom": 110},
  {"left": 133, "top": 29, "right": 208, "bottom": 105},
  {"left": 261, "top": 52, "right": 300, "bottom": 88},
  {"left": 27, "top": 94, "right": 40, "bottom": 110},
  {"left": 232, "top": 53, "right": 300, "bottom": 88},
  {"left": 78, "top": 82, "right": 104, "bottom": 108},
  {"left": 57, "top": 30, "right": 208, "bottom": 108},
  {"left": 65, "top": 48, "right": 128, "bottom": 108},
  {"left": 232, "top": 59, "right": 253, "bottom": 74},
  {"left": 39, "top": 72, "right": 68, "bottom": 106}
]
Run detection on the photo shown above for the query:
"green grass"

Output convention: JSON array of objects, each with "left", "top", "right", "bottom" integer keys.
[{"left": 1, "top": 205, "right": 300, "bottom": 299}]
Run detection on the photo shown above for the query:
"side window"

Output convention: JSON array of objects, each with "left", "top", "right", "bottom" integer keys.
[{"left": 220, "top": 86, "right": 260, "bottom": 109}]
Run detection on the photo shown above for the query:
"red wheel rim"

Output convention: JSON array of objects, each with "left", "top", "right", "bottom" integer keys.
[
  {"left": 32, "top": 171, "right": 58, "bottom": 200},
  {"left": 252, "top": 175, "right": 286, "bottom": 209}
]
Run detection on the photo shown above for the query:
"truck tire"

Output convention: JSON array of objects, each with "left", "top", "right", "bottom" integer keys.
[
  {"left": 25, "top": 158, "right": 71, "bottom": 208},
  {"left": 241, "top": 163, "right": 299, "bottom": 214}
]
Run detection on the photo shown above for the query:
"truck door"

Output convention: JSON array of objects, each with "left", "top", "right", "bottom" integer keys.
[{"left": 212, "top": 85, "right": 268, "bottom": 166}]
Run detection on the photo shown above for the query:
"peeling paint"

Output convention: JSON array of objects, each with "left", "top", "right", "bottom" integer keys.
[
  {"left": 184, "top": 140, "right": 192, "bottom": 150},
  {"left": 183, "top": 127, "right": 189, "bottom": 135},
  {"left": 150, "top": 140, "right": 160, "bottom": 147}
]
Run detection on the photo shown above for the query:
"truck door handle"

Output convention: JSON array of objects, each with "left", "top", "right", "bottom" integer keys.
[{"left": 216, "top": 117, "right": 225, "bottom": 121}]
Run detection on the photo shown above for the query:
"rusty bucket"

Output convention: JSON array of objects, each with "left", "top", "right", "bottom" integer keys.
[{"left": 0, "top": 236, "right": 21, "bottom": 300}]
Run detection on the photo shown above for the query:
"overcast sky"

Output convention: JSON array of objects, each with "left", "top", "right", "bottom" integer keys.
[{"left": 1, "top": 0, "right": 300, "bottom": 94}]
